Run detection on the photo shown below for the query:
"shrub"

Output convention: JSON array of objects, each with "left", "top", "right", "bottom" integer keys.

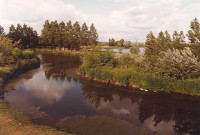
[
  {"left": 157, "top": 48, "right": 200, "bottom": 79},
  {"left": 22, "top": 49, "right": 35, "bottom": 59},
  {"left": 130, "top": 45, "right": 140, "bottom": 54},
  {"left": 12, "top": 48, "right": 22, "bottom": 59},
  {"left": 84, "top": 51, "right": 115, "bottom": 68}
]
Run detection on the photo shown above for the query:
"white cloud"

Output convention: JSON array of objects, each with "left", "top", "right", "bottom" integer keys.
[
  {"left": 0, "top": 0, "right": 200, "bottom": 42},
  {"left": 0, "top": 0, "right": 87, "bottom": 34}
]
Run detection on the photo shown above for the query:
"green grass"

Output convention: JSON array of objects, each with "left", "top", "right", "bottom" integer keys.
[
  {"left": 36, "top": 49, "right": 85, "bottom": 56},
  {"left": 79, "top": 65, "right": 200, "bottom": 95},
  {"left": 0, "top": 100, "right": 71, "bottom": 135}
]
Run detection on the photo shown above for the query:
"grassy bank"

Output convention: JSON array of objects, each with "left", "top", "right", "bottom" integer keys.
[
  {"left": 36, "top": 49, "right": 85, "bottom": 56},
  {"left": 79, "top": 65, "right": 200, "bottom": 95},
  {"left": 0, "top": 57, "right": 40, "bottom": 88},
  {"left": 79, "top": 51, "right": 200, "bottom": 96},
  {"left": 0, "top": 100, "right": 70, "bottom": 135}
]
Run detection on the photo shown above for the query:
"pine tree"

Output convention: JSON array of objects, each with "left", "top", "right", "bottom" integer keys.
[
  {"left": 187, "top": 18, "right": 200, "bottom": 59},
  {"left": 49, "top": 21, "right": 58, "bottom": 48},
  {"left": 88, "top": 23, "right": 98, "bottom": 45},
  {"left": 80, "top": 22, "right": 89, "bottom": 46},
  {"left": 0, "top": 25, "right": 4, "bottom": 35},
  {"left": 157, "top": 31, "right": 166, "bottom": 51},
  {"left": 64, "top": 21, "right": 73, "bottom": 49},
  {"left": 72, "top": 21, "right": 81, "bottom": 50},
  {"left": 164, "top": 30, "right": 172, "bottom": 50},
  {"left": 40, "top": 20, "right": 50, "bottom": 45},
  {"left": 145, "top": 31, "right": 159, "bottom": 67},
  {"left": 187, "top": 18, "right": 200, "bottom": 44},
  {"left": 172, "top": 31, "right": 185, "bottom": 50}
]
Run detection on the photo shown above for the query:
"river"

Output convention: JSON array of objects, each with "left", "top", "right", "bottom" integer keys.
[{"left": 2, "top": 54, "right": 200, "bottom": 135}]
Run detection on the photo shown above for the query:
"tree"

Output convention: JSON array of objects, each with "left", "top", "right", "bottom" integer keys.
[
  {"left": 71, "top": 21, "right": 81, "bottom": 50},
  {"left": 80, "top": 22, "right": 89, "bottom": 46},
  {"left": 164, "top": 30, "right": 172, "bottom": 50},
  {"left": 0, "top": 35, "right": 20, "bottom": 65},
  {"left": 172, "top": 31, "right": 186, "bottom": 50},
  {"left": 55, "top": 21, "right": 65, "bottom": 50},
  {"left": 145, "top": 31, "right": 159, "bottom": 67},
  {"left": 88, "top": 23, "right": 98, "bottom": 45},
  {"left": 0, "top": 25, "right": 4, "bottom": 35},
  {"left": 40, "top": 20, "right": 50, "bottom": 45},
  {"left": 64, "top": 21, "right": 73, "bottom": 49},
  {"left": 118, "top": 39, "right": 124, "bottom": 47},
  {"left": 158, "top": 48, "right": 200, "bottom": 79},
  {"left": 8, "top": 24, "right": 39, "bottom": 48},
  {"left": 187, "top": 18, "right": 200, "bottom": 44},
  {"left": 109, "top": 38, "right": 116, "bottom": 46},
  {"left": 187, "top": 18, "right": 200, "bottom": 59},
  {"left": 48, "top": 21, "right": 58, "bottom": 48}
]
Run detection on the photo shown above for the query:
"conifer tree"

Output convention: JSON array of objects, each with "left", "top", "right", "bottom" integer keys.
[
  {"left": 80, "top": 22, "right": 89, "bottom": 46},
  {"left": 187, "top": 18, "right": 200, "bottom": 44},
  {"left": 0, "top": 25, "right": 4, "bottom": 35},
  {"left": 40, "top": 20, "right": 50, "bottom": 45},
  {"left": 72, "top": 21, "right": 81, "bottom": 49},
  {"left": 88, "top": 23, "right": 98, "bottom": 45},
  {"left": 145, "top": 31, "right": 159, "bottom": 67},
  {"left": 164, "top": 30, "right": 172, "bottom": 50},
  {"left": 49, "top": 21, "right": 58, "bottom": 48},
  {"left": 172, "top": 31, "right": 185, "bottom": 50},
  {"left": 64, "top": 21, "right": 73, "bottom": 49}
]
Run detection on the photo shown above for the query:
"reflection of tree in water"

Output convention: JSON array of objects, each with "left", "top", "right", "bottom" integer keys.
[
  {"left": 80, "top": 79, "right": 200, "bottom": 134},
  {"left": 41, "top": 54, "right": 81, "bottom": 81},
  {"left": 39, "top": 54, "right": 200, "bottom": 134},
  {"left": 138, "top": 94, "right": 200, "bottom": 134}
]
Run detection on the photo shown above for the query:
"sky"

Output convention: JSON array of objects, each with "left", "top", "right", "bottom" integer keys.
[{"left": 0, "top": 0, "right": 200, "bottom": 42}]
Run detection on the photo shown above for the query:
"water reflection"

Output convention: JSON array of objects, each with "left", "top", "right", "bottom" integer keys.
[{"left": 3, "top": 54, "right": 200, "bottom": 135}]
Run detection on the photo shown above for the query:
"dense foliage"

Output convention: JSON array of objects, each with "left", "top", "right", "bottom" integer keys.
[
  {"left": 79, "top": 18, "right": 200, "bottom": 94},
  {"left": 40, "top": 20, "right": 98, "bottom": 50},
  {"left": 7, "top": 24, "right": 39, "bottom": 48},
  {"left": 145, "top": 18, "right": 200, "bottom": 78}
]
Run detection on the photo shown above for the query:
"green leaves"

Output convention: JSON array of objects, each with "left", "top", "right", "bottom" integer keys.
[
  {"left": 40, "top": 20, "right": 98, "bottom": 49},
  {"left": 8, "top": 24, "right": 38, "bottom": 48}
]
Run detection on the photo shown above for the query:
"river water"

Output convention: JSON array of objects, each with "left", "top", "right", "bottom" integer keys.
[{"left": 2, "top": 54, "right": 200, "bottom": 135}]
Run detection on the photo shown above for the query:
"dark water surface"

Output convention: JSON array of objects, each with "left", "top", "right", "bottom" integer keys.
[{"left": 2, "top": 54, "right": 200, "bottom": 135}]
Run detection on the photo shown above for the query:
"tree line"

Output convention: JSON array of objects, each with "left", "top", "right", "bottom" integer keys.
[
  {"left": 0, "top": 20, "right": 98, "bottom": 50},
  {"left": 145, "top": 18, "right": 200, "bottom": 65},
  {"left": 40, "top": 20, "right": 98, "bottom": 50}
]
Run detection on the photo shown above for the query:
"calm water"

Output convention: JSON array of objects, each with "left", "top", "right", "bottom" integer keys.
[
  {"left": 101, "top": 47, "right": 145, "bottom": 54},
  {"left": 2, "top": 54, "right": 200, "bottom": 135}
]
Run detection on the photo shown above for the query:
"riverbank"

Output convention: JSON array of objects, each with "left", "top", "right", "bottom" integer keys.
[
  {"left": 0, "top": 58, "right": 72, "bottom": 135},
  {"left": 79, "top": 66, "right": 200, "bottom": 96},
  {"left": 36, "top": 49, "right": 85, "bottom": 56},
  {"left": 79, "top": 51, "right": 200, "bottom": 96}
]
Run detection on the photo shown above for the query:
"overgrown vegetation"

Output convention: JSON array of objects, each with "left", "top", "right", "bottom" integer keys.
[
  {"left": 0, "top": 35, "right": 72, "bottom": 135},
  {"left": 0, "top": 35, "right": 40, "bottom": 87},
  {"left": 79, "top": 18, "right": 200, "bottom": 95}
]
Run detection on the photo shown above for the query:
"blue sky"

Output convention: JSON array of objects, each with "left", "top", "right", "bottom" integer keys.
[{"left": 0, "top": 0, "right": 200, "bottom": 42}]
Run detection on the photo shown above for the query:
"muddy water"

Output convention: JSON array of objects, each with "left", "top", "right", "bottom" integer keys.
[{"left": 2, "top": 54, "right": 200, "bottom": 135}]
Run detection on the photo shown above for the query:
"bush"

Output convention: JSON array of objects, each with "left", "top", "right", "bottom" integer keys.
[
  {"left": 157, "top": 48, "right": 200, "bottom": 79},
  {"left": 12, "top": 48, "right": 22, "bottom": 59},
  {"left": 130, "top": 45, "right": 140, "bottom": 54},
  {"left": 22, "top": 49, "right": 35, "bottom": 59},
  {"left": 84, "top": 51, "right": 115, "bottom": 68}
]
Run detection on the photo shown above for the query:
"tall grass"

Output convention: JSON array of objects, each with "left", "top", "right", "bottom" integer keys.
[
  {"left": 79, "top": 51, "right": 200, "bottom": 95},
  {"left": 36, "top": 49, "right": 84, "bottom": 56}
]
